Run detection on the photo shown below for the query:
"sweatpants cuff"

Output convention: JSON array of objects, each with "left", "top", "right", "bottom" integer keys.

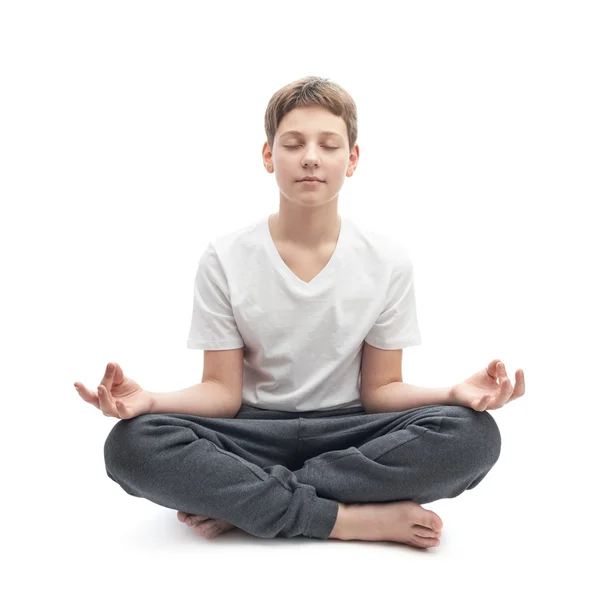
[{"left": 302, "top": 491, "right": 339, "bottom": 540}]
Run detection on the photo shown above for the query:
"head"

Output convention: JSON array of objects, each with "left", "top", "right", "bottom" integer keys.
[{"left": 262, "top": 76, "right": 359, "bottom": 209}]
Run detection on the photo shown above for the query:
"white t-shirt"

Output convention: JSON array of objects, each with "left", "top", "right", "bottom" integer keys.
[{"left": 187, "top": 214, "right": 421, "bottom": 412}]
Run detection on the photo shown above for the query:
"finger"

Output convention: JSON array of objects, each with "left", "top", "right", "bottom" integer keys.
[
  {"left": 97, "top": 385, "right": 117, "bottom": 416},
  {"left": 477, "top": 394, "right": 493, "bottom": 411},
  {"left": 74, "top": 382, "right": 100, "bottom": 409},
  {"left": 113, "top": 397, "right": 130, "bottom": 419},
  {"left": 486, "top": 359, "right": 503, "bottom": 380},
  {"left": 104, "top": 388, "right": 129, "bottom": 419},
  {"left": 471, "top": 396, "right": 484, "bottom": 411},
  {"left": 490, "top": 378, "right": 511, "bottom": 408},
  {"left": 493, "top": 360, "right": 506, "bottom": 382},
  {"left": 101, "top": 362, "right": 116, "bottom": 391},
  {"left": 490, "top": 377, "right": 515, "bottom": 409},
  {"left": 495, "top": 363, "right": 514, "bottom": 405},
  {"left": 471, "top": 394, "right": 491, "bottom": 411},
  {"left": 507, "top": 369, "right": 525, "bottom": 402},
  {"left": 112, "top": 362, "right": 125, "bottom": 384}
]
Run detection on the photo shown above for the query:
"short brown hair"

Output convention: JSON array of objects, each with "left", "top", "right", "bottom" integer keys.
[{"left": 264, "top": 76, "right": 358, "bottom": 152}]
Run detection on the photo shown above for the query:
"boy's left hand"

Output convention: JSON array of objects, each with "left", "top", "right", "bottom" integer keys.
[{"left": 449, "top": 359, "right": 525, "bottom": 411}]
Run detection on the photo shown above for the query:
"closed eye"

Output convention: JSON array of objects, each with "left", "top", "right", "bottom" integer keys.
[{"left": 284, "top": 145, "right": 339, "bottom": 150}]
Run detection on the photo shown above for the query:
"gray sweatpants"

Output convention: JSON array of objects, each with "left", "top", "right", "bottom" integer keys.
[{"left": 104, "top": 402, "right": 501, "bottom": 540}]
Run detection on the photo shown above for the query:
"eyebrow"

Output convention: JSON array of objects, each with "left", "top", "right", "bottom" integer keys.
[{"left": 280, "top": 130, "right": 343, "bottom": 139}]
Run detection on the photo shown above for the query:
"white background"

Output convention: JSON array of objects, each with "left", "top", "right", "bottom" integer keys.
[{"left": 2, "top": 1, "right": 598, "bottom": 598}]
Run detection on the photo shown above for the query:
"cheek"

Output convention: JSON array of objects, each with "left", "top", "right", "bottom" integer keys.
[
  {"left": 273, "top": 158, "right": 290, "bottom": 171},
  {"left": 274, "top": 163, "right": 291, "bottom": 177}
]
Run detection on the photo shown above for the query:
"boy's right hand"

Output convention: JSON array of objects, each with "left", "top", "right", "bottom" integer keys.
[{"left": 74, "top": 362, "right": 154, "bottom": 419}]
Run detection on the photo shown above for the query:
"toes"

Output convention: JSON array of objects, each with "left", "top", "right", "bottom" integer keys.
[
  {"left": 428, "top": 514, "right": 443, "bottom": 532},
  {"left": 193, "top": 521, "right": 223, "bottom": 539},
  {"left": 407, "top": 504, "right": 443, "bottom": 533},
  {"left": 193, "top": 522, "right": 215, "bottom": 538},
  {"left": 178, "top": 511, "right": 200, "bottom": 524},
  {"left": 177, "top": 511, "right": 187, "bottom": 523},
  {"left": 177, "top": 511, "right": 212, "bottom": 527},
  {"left": 416, "top": 513, "right": 443, "bottom": 532},
  {"left": 186, "top": 515, "right": 211, "bottom": 527},
  {"left": 412, "top": 535, "right": 440, "bottom": 548},
  {"left": 412, "top": 524, "right": 441, "bottom": 538},
  {"left": 193, "top": 520, "right": 235, "bottom": 539}
]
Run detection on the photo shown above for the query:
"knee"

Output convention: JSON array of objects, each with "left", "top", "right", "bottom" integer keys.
[
  {"left": 103, "top": 413, "right": 158, "bottom": 478},
  {"left": 441, "top": 405, "right": 502, "bottom": 470}
]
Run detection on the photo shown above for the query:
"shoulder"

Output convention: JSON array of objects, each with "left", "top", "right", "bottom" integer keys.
[
  {"left": 197, "top": 216, "right": 267, "bottom": 268},
  {"left": 343, "top": 218, "right": 391, "bottom": 262},
  {"left": 348, "top": 219, "right": 413, "bottom": 269},
  {"left": 210, "top": 217, "right": 264, "bottom": 253}
]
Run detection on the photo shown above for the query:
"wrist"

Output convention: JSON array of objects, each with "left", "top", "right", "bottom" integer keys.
[{"left": 447, "top": 386, "right": 457, "bottom": 405}]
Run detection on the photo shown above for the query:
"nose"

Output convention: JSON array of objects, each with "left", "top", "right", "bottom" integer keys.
[{"left": 301, "top": 152, "right": 320, "bottom": 168}]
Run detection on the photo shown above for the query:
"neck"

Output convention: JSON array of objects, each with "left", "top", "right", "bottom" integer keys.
[{"left": 269, "top": 205, "right": 341, "bottom": 250}]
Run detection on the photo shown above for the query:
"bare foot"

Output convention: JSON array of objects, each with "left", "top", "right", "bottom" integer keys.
[
  {"left": 330, "top": 501, "right": 444, "bottom": 549},
  {"left": 177, "top": 510, "right": 237, "bottom": 539}
]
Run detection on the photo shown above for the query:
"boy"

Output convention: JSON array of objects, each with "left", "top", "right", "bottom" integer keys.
[{"left": 75, "top": 76, "right": 525, "bottom": 548}]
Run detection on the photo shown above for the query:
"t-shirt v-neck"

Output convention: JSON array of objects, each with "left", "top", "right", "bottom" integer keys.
[{"left": 261, "top": 215, "right": 346, "bottom": 292}]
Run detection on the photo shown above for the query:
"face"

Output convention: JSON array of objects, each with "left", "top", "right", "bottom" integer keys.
[{"left": 262, "top": 106, "right": 359, "bottom": 207}]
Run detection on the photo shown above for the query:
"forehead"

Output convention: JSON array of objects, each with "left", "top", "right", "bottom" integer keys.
[{"left": 277, "top": 107, "right": 346, "bottom": 139}]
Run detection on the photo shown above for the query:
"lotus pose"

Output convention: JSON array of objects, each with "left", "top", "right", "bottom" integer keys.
[{"left": 75, "top": 76, "right": 525, "bottom": 550}]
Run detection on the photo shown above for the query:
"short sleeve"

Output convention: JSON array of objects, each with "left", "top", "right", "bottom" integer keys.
[
  {"left": 364, "top": 246, "right": 422, "bottom": 350},
  {"left": 186, "top": 243, "right": 245, "bottom": 350}
]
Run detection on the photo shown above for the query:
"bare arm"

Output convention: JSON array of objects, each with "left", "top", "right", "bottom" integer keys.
[
  {"left": 148, "top": 381, "right": 241, "bottom": 418},
  {"left": 363, "top": 382, "right": 453, "bottom": 413}
]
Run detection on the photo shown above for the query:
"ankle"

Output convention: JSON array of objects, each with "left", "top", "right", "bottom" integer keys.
[{"left": 329, "top": 503, "right": 351, "bottom": 540}]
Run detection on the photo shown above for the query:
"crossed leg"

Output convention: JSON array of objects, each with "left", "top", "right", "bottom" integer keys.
[{"left": 176, "top": 405, "right": 500, "bottom": 549}]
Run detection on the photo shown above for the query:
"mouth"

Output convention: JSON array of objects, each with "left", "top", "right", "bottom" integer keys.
[
  {"left": 298, "top": 176, "right": 324, "bottom": 182},
  {"left": 298, "top": 179, "right": 324, "bottom": 183}
]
